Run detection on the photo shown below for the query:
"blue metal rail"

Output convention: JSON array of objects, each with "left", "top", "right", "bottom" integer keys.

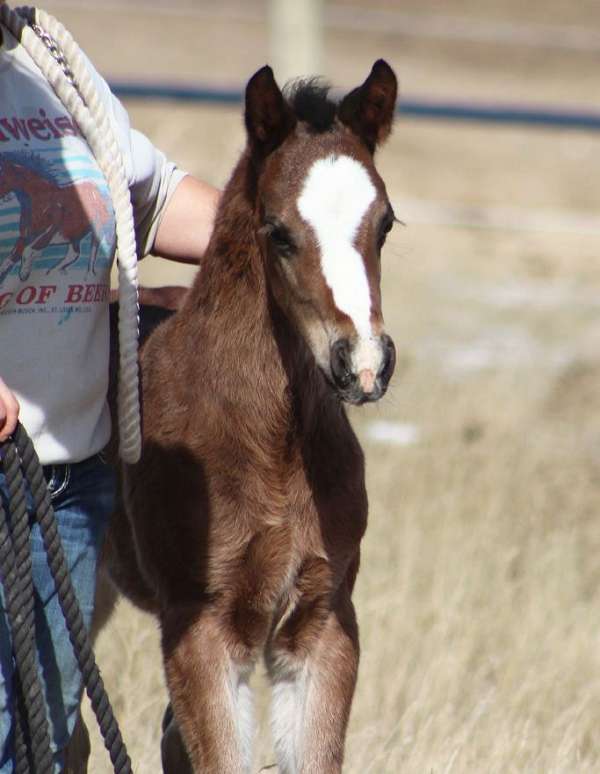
[{"left": 109, "top": 80, "right": 600, "bottom": 132}]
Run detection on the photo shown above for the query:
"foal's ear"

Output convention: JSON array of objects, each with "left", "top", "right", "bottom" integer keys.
[
  {"left": 338, "top": 59, "right": 398, "bottom": 153},
  {"left": 245, "top": 65, "right": 297, "bottom": 157}
]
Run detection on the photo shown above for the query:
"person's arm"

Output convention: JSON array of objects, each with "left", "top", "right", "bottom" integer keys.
[
  {"left": 152, "top": 175, "right": 220, "bottom": 264},
  {"left": 0, "top": 377, "right": 19, "bottom": 442}
]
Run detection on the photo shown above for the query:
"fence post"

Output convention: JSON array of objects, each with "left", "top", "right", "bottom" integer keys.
[{"left": 268, "top": 0, "right": 324, "bottom": 85}]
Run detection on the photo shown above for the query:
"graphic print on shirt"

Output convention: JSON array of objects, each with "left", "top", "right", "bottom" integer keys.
[{"left": 0, "top": 149, "right": 114, "bottom": 289}]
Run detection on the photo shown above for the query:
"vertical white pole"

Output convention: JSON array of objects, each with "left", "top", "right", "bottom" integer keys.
[{"left": 268, "top": 0, "right": 324, "bottom": 85}]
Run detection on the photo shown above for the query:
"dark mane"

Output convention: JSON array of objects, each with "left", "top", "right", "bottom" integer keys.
[{"left": 284, "top": 78, "right": 338, "bottom": 132}]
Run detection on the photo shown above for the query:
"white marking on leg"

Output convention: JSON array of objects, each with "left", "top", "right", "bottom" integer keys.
[
  {"left": 19, "top": 244, "right": 39, "bottom": 281},
  {"left": 227, "top": 662, "right": 254, "bottom": 773},
  {"left": 269, "top": 662, "right": 309, "bottom": 774},
  {"left": 236, "top": 669, "right": 254, "bottom": 773},
  {"left": 297, "top": 155, "right": 376, "bottom": 340}
]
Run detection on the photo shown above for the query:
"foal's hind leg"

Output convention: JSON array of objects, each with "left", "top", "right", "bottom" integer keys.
[
  {"left": 266, "top": 592, "right": 359, "bottom": 774},
  {"left": 161, "top": 605, "right": 254, "bottom": 773},
  {"left": 161, "top": 703, "right": 193, "bottom": 774},
  {"left": 63, "top": 713, "right": 91, "bottom": 774}
]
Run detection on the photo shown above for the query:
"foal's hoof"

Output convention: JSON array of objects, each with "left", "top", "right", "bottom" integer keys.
[{"left": 161, "top": 703, "right": 193, "bottom": 774}]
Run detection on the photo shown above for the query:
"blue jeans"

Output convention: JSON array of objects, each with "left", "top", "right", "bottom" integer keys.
[{"left": 0, "top": 453, "right": 114, "bottom": 773}]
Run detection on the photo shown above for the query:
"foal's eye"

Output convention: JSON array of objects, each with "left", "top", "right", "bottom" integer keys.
[
  {"left": 377, "top": 211, "right": 397, "bottom": 251},
  {"left": 265, "top": 220, "right": 296, "bottom": 258}
]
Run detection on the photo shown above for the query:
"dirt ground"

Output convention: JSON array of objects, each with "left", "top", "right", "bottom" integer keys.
[{"left": 39, "top": 1, "right": 600, "bottom": 771}]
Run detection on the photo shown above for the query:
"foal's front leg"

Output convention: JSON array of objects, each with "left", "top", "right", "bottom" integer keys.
[
  {"left": 161, "top": 605, "right": 254, "bottom": 773},
  {"left": 266, "top": 589, "right": 359, "bottom": 774}
]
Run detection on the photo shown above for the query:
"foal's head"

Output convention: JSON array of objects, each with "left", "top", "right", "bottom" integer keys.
[{"left": 245, "top": 60, "right": 398, "bottom": 404}]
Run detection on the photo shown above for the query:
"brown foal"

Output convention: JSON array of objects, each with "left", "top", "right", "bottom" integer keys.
[{"left": 105, "top": 60, "right": 398, "bottom": 773}]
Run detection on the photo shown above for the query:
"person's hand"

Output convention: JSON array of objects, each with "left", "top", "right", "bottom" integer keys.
[{"left": 0, "top": 377, "right": 19, "bottom": 442}]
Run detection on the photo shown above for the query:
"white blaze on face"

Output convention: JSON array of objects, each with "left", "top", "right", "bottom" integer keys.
[{"left": 297, "top": 154, "right": 376, "bottom": 340}]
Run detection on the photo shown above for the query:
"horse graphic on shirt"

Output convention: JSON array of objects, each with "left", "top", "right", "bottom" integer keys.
[{"left": 0, "top": 153, "right": 113, "bottom": 285}]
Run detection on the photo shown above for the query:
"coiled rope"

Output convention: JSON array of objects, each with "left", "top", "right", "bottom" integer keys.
[
  {"left": 0, "top": 424, "right": 133, "bottom": 773},
  {"left": 0, "top": 1, "right": 141, "bottom": 464},
  {"left": 0, "top": 438, "right": 53, "bottom": 774}
]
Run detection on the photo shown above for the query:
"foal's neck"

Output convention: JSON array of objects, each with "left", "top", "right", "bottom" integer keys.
[
  {"left": 181, "top": 153, "right": 330, "bottom": 424},
  {"left": 186, "top": 154, "right": 267, "bottom": 324}
]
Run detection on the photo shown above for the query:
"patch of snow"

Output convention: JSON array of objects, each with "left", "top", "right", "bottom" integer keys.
[{"left": 365, "top": 420, "right": 421, "bottom": 446}]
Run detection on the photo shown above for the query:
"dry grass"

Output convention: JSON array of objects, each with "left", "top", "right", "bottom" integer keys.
[
  {"left": 87, "top": 120, "right": 600, "bottom": 771},
  {"left": 40, "top": 1, "right": 600, "bottom": 770}
]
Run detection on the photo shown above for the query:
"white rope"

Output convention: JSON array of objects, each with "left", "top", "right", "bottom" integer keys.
[{"left": 0, "top": 2, "right": 141, "bottom": 462}]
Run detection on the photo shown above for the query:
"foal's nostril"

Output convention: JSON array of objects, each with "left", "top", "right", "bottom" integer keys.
[
  {"left": 330, "top": 338, "right": 354, "bottom": 389},
  {"left": 378, "top": 334, "right": 396, "bottom": 387}
]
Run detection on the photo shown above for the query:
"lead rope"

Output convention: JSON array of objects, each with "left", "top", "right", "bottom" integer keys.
[
  {"left": 0, "top": 2, "right": 142, "bottom": 464},
  {"left": 0, "top": 425, "right": 133, "bottom": 773},
  {"left": 0, "top": 441, "right": 53, "bottom": 773}
]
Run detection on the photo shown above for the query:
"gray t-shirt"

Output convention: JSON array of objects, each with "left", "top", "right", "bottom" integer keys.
[{"left": 0, "top": 23, "right": 186, "bottom": 463}]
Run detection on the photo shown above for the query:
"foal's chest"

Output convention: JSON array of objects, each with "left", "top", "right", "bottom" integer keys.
[
  {"left": 218, "top": 413, "right": 367, "bottom": 648},
  {"left": 234, "top": 454, "right": 366, "bottom": 622}
]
